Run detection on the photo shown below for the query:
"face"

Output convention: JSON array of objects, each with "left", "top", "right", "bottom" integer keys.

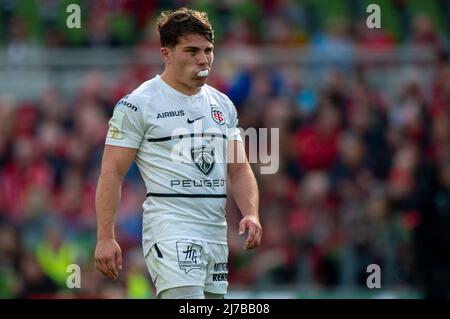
[{"left": 162, "top": 33, "right": 214, "bottom": 94}]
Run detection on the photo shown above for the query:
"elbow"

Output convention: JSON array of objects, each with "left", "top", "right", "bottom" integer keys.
[{"left": 228, "top": 162, "right": 251, "bottom": 180}]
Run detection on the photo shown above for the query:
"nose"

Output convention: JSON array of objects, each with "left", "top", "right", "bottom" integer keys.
[{"left": 197, "top": 52, "right": 208, "bottom": 66}]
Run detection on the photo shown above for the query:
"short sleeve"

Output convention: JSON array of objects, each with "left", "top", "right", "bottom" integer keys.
[
  {"left": 226, "top": 98, "right": 243, "bottom": 142},
  {"left": 105, "top": 94, "right": 146, "bottom": 149}
]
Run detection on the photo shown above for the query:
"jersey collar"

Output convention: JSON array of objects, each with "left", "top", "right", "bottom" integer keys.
[{"left": 157, "top": 74, "right": 204, "bottom": 99}]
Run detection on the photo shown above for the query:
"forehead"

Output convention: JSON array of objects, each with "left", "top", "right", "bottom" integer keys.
[{"left": 177, "top": 34, "right": 213, "bottom": 48}]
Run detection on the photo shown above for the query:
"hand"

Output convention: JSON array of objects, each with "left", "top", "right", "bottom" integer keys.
[
  {"left": 238, "top": 215, "right": 262, "bottom": 250},
  {"left": 94, "top": 238, "right": 123, "bottom": 280}
]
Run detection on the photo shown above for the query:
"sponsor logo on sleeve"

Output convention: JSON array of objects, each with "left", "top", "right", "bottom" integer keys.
[
  {"left": 117, "top": 95, "right": 138, "bottom": 112},
  {"left": 107, "top": 110, "right": 125, "bottom": 139}
]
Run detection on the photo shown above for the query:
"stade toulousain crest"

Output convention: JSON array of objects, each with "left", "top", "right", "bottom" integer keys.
[
  {"left": 211, "top": 107, "right": 225, "bottom": 125},
  {"left": 191, "top": 145, "right": 215, "bottom": 176}
]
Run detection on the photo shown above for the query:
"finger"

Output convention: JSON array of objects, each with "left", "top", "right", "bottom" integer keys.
[
  {"left": 252, "top": 227, "right": 262, "bottom": 248},
  {"left": 106, "top": 267, "right": 117, "bottom": 280},
  {"left": 95, "top": 258, "right": 107, "bottom": 276},
  {"left": 108, "top": 269, "right": 118, "bottom": 280},
  {"left": 94, "top": 259, "right": 102, "bottom": 274},
  {"left": 239, "top": 219, "right": 247, "bottom": 235},
  {"left": 116, "top": 250, "right": 123, "bottom": 271},
  {"left": 100, "top": 258, "right": 112, "bottom": 278},
  {"left": 106, "top": 258, "right": 118, "bottom": 279},
  {"left": 246, "top": 225, "right": 262, "bottom": 249},
  {"left": 244, "top": 224, "right": 257, "bottom": 249}
]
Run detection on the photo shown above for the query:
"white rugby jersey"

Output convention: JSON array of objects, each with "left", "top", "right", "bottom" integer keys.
[{"left": 105, "top": 75, "right": 242, "bottom": 253}]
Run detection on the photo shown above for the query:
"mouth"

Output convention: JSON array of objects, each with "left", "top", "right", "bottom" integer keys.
[{"left": 196, "top": 69, "right": 209, "bottom": 77}]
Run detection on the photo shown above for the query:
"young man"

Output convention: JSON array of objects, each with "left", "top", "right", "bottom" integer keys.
[{"left": 94, "top": 7, "right": 262, "bottom": 299}]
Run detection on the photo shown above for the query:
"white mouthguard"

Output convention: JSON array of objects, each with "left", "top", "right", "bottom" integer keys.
[{"left": 197, "top": 70, "right": 209, "bottom": 77}]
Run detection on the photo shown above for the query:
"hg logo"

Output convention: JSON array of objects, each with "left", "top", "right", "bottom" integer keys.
[{"left": 177, "top": 241, "right": 203, "bottom": 274}]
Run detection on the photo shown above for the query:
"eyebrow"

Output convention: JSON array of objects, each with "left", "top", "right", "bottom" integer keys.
[{"left": 183, "top": 46, "right": 214, "bottom": 50}]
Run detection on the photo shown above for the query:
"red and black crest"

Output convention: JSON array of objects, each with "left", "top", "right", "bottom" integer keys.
[{"left": 211, "top": 107, "right": 225, "bottom": 125}]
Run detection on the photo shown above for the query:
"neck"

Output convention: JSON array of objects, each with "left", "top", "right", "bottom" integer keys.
[{"left": 160, "top": 70, "right": 201, "bottom": 96}]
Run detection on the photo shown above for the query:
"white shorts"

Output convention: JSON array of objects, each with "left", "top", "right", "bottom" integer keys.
[{"left": 144, "top": 239, "right": 229, "bottom": 297}]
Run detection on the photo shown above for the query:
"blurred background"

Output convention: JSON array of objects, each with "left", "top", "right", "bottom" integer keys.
[{"left": 0, "top": 0, "right": 449, "bottom": 299}]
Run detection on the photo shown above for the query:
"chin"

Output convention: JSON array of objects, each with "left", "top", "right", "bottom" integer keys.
[{"left": 195, "top": 78, "right": 208, "bottom": 85}]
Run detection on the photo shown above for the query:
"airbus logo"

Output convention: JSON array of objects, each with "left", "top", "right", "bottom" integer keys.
[{"left": 157, "top": 110, "right": 185, "bottom": 119}]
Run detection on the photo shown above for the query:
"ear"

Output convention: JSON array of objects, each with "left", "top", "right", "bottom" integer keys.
[{"left": 161, "top": 47, "right": 171, "bottom": 64}]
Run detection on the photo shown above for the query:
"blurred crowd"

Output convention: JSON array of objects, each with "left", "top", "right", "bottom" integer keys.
[
  {"left": 1, "top": 0, "right": 450, "bottom": 48},
  {"left": 1, "top": 0, "right": 450, "bottom": 299}
]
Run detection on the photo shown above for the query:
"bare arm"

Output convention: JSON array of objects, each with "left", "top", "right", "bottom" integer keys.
[
  {"left": 94, "top": 145, "right": 137, "bottom": 279},
  {"left": 227, "top": 140, "right": 262, "bottom": 250}
]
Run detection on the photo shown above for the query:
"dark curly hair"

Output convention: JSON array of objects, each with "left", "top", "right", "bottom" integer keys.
[{"left": 156, "top": 7, "right": 214, "bottom": 48}]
